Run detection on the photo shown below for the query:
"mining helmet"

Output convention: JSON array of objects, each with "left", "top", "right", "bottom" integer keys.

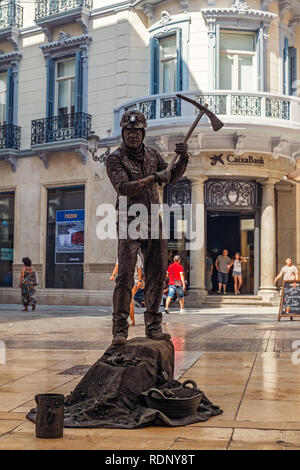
[{"left": 120, "top": 109, "right": 147, "bottom": 129}]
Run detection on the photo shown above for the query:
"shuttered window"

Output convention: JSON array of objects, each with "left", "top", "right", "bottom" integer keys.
[
  {"left": 46, "top": 52, "right": 85, "bottom": 117},
  {"left": 0, "top": 72, "right": 7, "bottom": 124},
  {"left": 288, "top": 46, "right": 297, "bottom": 96},
  {"left": 150, "top": 29, "right": 183, "bottom": 94}
]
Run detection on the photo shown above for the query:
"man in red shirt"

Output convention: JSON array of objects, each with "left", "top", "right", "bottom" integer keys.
[{"left": 165, "top": 255, "right": 186, "bottom": 314}]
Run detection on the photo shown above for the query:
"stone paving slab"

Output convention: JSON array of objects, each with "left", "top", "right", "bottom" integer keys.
[{"left": 0, "top": 305, "right": 300, "bottom": 449}]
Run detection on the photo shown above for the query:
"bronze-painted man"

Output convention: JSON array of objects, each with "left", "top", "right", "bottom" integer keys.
[{"left": 106, "top": 109, "right": 189, "bottom": 345}]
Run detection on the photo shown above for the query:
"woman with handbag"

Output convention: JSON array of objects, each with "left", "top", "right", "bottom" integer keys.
[
  {"left": 164, "top": 255, "right": 186, "bottom": 314},
  {"left": 19, "top": 257, "right": 38, "bottom": 311}
]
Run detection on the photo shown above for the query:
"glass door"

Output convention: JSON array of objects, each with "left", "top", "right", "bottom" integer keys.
[{"left": 240, "top": 216, "right": 255, "bottom": 293}]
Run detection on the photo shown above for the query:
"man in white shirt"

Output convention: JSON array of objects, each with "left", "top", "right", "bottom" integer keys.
[{"left": 274, "top": 257, "right": 298, "bottom": 285}]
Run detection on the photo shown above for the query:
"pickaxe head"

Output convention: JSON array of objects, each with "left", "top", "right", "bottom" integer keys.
[{"left": 176, "top": 93, "right": 224, "bottom": 131}]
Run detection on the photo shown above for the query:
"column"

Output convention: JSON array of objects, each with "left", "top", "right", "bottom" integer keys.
[
  {"left": 296, "top": 158, "right": 300, "bottom": 274},
  {"left": 258, "top": 178, "right": 279, "bottom": 301},
  {"left": 187, "top": 176, "right": 208, "bottom": 305}
]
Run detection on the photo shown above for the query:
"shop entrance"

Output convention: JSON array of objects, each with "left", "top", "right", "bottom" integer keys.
[{"left": 206, "top": 211, "right": 256, "bottom": 294}]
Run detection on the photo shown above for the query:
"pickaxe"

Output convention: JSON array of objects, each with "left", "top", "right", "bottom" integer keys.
[{"left": 167, "top": 93, "right": 224, "bottom": 171}]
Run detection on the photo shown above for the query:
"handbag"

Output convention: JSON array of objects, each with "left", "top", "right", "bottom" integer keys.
[{"left": 170, "top": 265, "right": 182, "bottom": 287}]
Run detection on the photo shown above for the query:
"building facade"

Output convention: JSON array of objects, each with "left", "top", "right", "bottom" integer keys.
[{"left": 0, "top": 0, "right": 300, "bottom": 305}]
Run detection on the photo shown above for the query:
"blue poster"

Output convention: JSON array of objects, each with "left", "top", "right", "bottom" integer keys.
[{"left": 55, "top": 209, "right": 85, "bottom": 264}]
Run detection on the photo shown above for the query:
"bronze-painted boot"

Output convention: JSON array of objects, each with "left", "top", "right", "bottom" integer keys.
[
  {"left": 22, "top": 305, "right": 28, "bottom": 312},
  {"left": 112, "top": 312, "right": 129, "bottom": 345},
  {"left": 144, "top": 312, "right": 171, "bottom": 341}
]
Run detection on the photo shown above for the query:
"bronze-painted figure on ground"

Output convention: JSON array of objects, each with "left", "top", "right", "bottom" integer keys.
[{"left": 106, "top": 109, "right": 189, "bottom": 345}]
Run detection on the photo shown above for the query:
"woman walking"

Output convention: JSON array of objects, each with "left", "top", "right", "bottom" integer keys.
[
  {"left": 19, "top": 258, "right": 38, "bottom": 311},
  {"left": 110, "top": 250, "right": 143, "bottom": 326},
  {"left": 232, "top": 252, "right": 247, "bottom": 295}
]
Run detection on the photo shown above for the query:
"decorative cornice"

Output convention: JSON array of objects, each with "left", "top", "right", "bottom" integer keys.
[
  {"left": 40, "top": 33, "right": 92, "bottom": 58},
  {"left": 35, "top": 5, "right": 91, "bottom": 42},
  {"left": 279, "top": 0, "right": 292, "bottom": 21},
  {"left": 5, "top": 155, "right": 17, "bottom": 173},
  {"left": 0, "top": 26, "right": 21, "bottom": 51},
  {"left": 0, "top": 51, "right": 22, "bottom": 70},
  {"left": 234, "top": 133, "right": 247, "bottom": 156},
  {"left": 143, "top": 4, "right": 155, "bottom": 21},
  {"left": 202, "top": 1, "right": 277, "bottom": 24},
  {"left": 75, "top": 144, "right": 88, "bottom": 165},
  {"left": 289, "top": 16, "right": 300, "bottom": 32},
  {"left": 272, "top": 137, "right": 291, "bottom": 159},
  {"left": 39, "top": 151, "right": 49, "bottom": 169}
]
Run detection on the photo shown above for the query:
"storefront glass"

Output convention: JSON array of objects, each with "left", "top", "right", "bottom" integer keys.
[
  {"left": 0, "top": 192, "right": 14, "bottom": 287},
  {"left": 206, "top": 212, "right": 255, "bottom": 293},
  {"left": 46, "top": 186, "right": 85, "bottom": 289}
]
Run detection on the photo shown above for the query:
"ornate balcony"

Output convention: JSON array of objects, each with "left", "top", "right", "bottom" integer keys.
[
  {"left": 0, "top": 2, "right": 23, "bottom": 29},
  {"left": 35, "top": 0, "right": 92, "bottom": 19},
  {"left": 0, "top": 3, "right": 23, "bottom": 48},
  {"left": 0, "top": 124, "right": 20, "bottom": 150},
  {"left": 31, "top": 113, "right": 91, "bottom": 145},
  {"left": 35, "top": 0, "right": 92, "bottom": 41},
  {"left": 114, "top": 90, "right": 300, "bottom": 136}
]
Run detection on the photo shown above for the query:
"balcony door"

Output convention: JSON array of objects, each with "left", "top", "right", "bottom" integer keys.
[
  {"left": 0, "top": 72, "right": 6, "bottom": 125},
  {"left": 159, "top": 35, "right": 177, "bottom": 93},
  {"left": 219, "top": 31, "right": 257, "bottom": 92},
  {"left": 56, "top": 58, "right": 75, "bottom": 117}
]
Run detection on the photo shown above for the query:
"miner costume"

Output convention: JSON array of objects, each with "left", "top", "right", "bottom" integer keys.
[{"left": 106, "top": 109, "right": 189, "bottom": 345}]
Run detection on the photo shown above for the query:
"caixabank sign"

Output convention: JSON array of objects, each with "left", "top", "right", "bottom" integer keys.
[{"left": 210, "top": 153, "right": 265, "bottom": 166}]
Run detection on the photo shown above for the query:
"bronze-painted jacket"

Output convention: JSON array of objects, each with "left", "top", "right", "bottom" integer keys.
[{"left": 106, "top": 144, "right": 188, "bottom": 212}]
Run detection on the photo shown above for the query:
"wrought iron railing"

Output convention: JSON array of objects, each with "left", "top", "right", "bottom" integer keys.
[
  {"left": 0, "top": 3, "right": 23, "bottom": 29},
  {"left": 31, "top": 113, "right": 92, "bottom": 145},
  {"left": 0, "top": 124, "right": 20, "bottom": 149},
  {"left": 35, "top": 0, "right": 93, "bottom": 19},
  {"left": 115, "top": 91, "right": 299, "bottom": 136}
]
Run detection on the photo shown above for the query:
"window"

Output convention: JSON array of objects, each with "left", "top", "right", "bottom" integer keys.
[
  {"left": 46, "top": 50, "right": 84, "bottom": 118},
  {"left": 283, "top": 37, "right": 297, "bottom": 96},
  {"left": 159, "top": 35, "right": 177, "bottom": 93},
  {"left": 150, "top": 29, "right": 183, "bottom": 94},
  {"left": 56, "top": 58, "right": 76, "bottom": 116},
  {"left": 46, "top": 186, "right": 85, "bottom": 289},
  {"left": 288, "top": 47, "right": 297, "bottom": 95},
  {"left": 0, "top": 193, "right": 14, "bottom": 288},
  {"left": 219, "top": 31, "right": 257, "bottom": 91},
  {"left": 0, "top": 72, "right": 6, "bottom": 124}
]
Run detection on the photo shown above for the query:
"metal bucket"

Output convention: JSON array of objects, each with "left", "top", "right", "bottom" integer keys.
[
  {"left": 143, "top": 380, "right": 203, "bottom": 419},
  {"left": 35, "top": 393, "right": 64, "bottom": 438}
]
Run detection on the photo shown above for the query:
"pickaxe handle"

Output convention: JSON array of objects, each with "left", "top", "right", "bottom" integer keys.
[{"left": 167, "top": 105, "right": 208, "bottom": 172}]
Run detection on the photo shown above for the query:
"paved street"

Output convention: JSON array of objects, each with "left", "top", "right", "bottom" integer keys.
[{"left": 0, "top": 304, "right": 300, "bottom": 450}]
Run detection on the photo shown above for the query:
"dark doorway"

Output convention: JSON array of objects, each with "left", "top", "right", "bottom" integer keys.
[{"left": 206, "top": 211, "right": 255, "bottom": 294}]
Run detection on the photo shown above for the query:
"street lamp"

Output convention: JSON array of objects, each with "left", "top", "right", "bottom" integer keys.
[
  {"left": 284, "top": 169, "right": 300, "bottom": 184},
  {"left": 87, "top": 131, "right": 110, "bottom": 164}
]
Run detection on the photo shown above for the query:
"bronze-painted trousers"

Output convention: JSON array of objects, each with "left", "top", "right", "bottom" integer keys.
[{"left": 112, "top": 232, "right": 168, "bottom": 338}]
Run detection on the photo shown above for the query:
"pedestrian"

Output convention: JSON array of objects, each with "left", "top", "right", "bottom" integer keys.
[
  {"left": 164, "top": 255, "right": 186, "bottom": 314},
  {"left": 106, "top": 109, "right": 188, "bottom": 344},
  {"left": 206, "top": 251, "right": 213, "bottom": 292},
  {"left": 110, "top": 249, "right": 144, "bottom": 326},
  {"left": 19, "top": 257, "right": 38, "bottom": 311},
  {"left": 232, "top": 252, "right": 247, "bottom": 295},
  {"left": 215, "top": 249, "right": 232, "bottom": 295},
  {"left": 274, "top": 257, "right": 299, "bottom": 285}
]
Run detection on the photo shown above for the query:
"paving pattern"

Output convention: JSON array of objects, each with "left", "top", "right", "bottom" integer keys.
[{"left": 0, "top": 304, "right": 300, "bottom": 449}]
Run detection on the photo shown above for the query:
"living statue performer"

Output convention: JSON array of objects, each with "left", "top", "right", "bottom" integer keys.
[{"left": 106, "top": 109, "right": 189, "bottom": 345}]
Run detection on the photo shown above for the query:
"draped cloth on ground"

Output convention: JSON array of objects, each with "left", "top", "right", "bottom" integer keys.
[{"left": 27, "top": 337, "right": 222, "bottom": 428}]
